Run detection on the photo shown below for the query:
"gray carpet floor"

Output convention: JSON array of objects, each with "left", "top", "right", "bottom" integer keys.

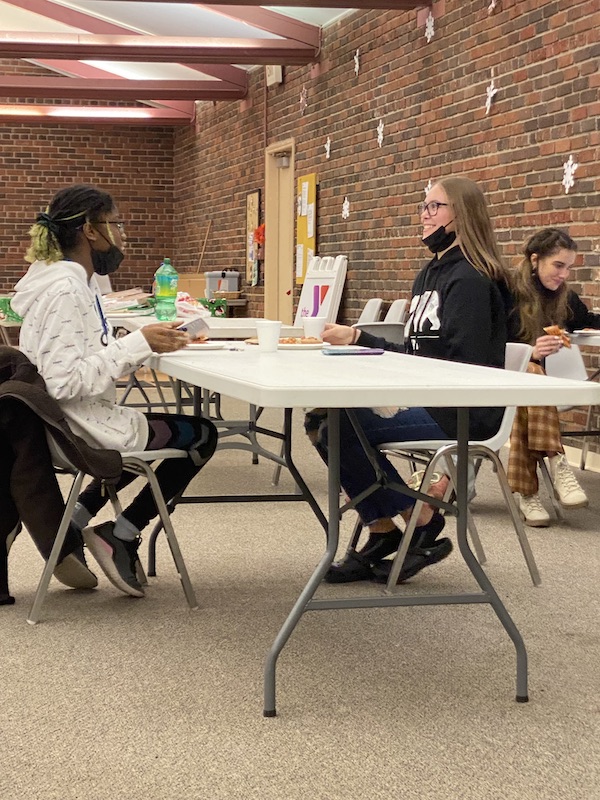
[{"left": 2, "top": 397, "right": 599, "bottom": 800}]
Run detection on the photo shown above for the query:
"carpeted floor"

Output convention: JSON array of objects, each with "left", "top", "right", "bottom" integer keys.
[{"left": 2, "top": 397, "right": 599, "bottom": 800}]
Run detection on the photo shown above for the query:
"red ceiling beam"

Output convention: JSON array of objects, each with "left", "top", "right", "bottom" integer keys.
[
  {"left": 0, "top": 33, "right": 319, "bottom": 65},
  {"left": 1, "top": 0, "right": 249, "bottom": 88},
  {"left": 0, "top": 75, "right": 246, "bottom": 101},
  {"left": 87, "top": 0, "right": 422, "bottom": 7},
  {"left": 203, "top": 5, "right": 320, "bottom": 46},
  {"left": 0, "top": 104, "right": 192, "bottom": 125}
]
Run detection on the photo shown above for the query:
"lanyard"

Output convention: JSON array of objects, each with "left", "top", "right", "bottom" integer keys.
[{"left": 95, "top": 295, "right": 109, "bottom": 347}]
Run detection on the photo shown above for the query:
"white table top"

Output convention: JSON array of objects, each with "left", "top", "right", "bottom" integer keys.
[
  {"left": 571, "top": 331, "right": 600, "bottom": 347},
  {"left": 150, "top": 347, "right": 600, "bottom": 410}
]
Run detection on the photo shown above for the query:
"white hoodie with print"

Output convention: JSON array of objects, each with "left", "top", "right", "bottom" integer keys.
[{"left": 12, "top": 259, "right": 152, "bottom": 452}]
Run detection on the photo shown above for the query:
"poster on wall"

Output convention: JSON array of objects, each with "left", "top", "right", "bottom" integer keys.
[
  {"left": 246, "top": 189, "right": 260, "bottom": 284},
  {"left": 296, "top": 173, "right": 317, "bottom": 285}
]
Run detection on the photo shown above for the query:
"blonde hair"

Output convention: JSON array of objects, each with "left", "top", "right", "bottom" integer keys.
[{"left": 436, "top": 176, "right": 508, "bottom": 283}]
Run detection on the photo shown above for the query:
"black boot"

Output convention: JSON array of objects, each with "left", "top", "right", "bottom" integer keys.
[{"left": 324, "top": 527, "right": 403, "bottom": 583}]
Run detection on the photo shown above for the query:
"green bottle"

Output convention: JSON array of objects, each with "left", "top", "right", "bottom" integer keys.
[{"left": 154, "top": 257, "right": 178, "bottom": 321}]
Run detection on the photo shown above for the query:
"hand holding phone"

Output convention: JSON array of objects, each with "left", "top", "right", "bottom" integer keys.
[{"left": 177, "top": 316, "right": 210, "bottom": 339}]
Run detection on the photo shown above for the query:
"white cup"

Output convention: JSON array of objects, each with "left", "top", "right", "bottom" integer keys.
[
  {"left": 255, "top": 319, "right": 282, "bottom": 352},
  {"left": 302, "top": 316, "right": 326, "bottom": 339}
]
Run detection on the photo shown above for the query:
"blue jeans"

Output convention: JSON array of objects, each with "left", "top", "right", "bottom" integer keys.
[{"left": 305, "top": 407, "right": 449, "bottom": 524}]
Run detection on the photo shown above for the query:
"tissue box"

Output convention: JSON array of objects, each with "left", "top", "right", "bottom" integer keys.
[{"left": 204, "top": 270, "right": 240, "bottom": 299}]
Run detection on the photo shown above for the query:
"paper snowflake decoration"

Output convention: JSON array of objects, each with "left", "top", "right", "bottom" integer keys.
[
  {"left": 299, "top": 86, "right": 308, "bottom": 115},
  {"left": 485, "top": 71, "right": 498, "bottom": 115},
  {"left": 488, "top": 0, "right": 498, "bottom": 13},
  {"left": 342, "top": 196, "right": 350, "bottom": 220},
  {"left": 354, "top": 49, "right": 360, "bottom": 77},
  {"left": 376, "top": 119, "right": 384, "bottom": 148},
  {"left": 425, "top": 11, "right": 435, "bottom": 43},
  {"left": 562, "top": 154, "right": 578, "bottom": 194},
  {"left": 324, "top": 136, "right": 331, "bottom": 159},
  {"left": 424, "top": 179, "right": 433, "bottom": 195}
]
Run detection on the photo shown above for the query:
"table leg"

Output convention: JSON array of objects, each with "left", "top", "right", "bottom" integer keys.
[
  {"left": 454, "top": 409, "right": 529, "bottom": 702},
  {"left": 263, "top": 408, "right": 341, "bottom": 717}
]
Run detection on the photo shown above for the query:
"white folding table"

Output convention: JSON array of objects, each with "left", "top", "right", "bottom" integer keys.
[{"left": 150, "top": 346, "right": 600, "bottom": 715}]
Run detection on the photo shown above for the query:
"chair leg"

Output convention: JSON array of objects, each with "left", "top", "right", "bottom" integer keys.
[
  {"left": 484, "top": 450, "right": 541, "bottom": 587},
  {"left": 149, "top": 368, "right": 170, "bottom": 413},
  {"left": 346, "top": 516, "right": 363, "bottom": 555},
  {"left": 146, "top": 500, "right": 176, "bottom": 577},
  {"left": 384, "top": 457, "right": 447, "bottom": 591},
  {"left": 125, "top": 459, "right": 198, "bottom": 610},
  {"left": 538, "top": 458, "right": 564, "bottom": 520},
  {"left": 579, "top": 405, "right": 594, "bottom": 470},
  {"left": 442, "top": 456, "right": 487, "bottom": 565},
  {"left": 27, "top": 470, "right": 86, "bottom": 625}
]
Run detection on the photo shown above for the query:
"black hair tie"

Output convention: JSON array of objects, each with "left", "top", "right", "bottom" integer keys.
[{"left": 36, "top": 212, "right": 61, "bottom": 236}]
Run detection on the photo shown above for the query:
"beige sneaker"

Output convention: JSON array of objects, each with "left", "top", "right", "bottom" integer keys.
[
  {"left": 519, "top": 494, "right": 551, "bottom": 527},
  {"left": 549, "top": 454, "right": 589, "bottom": 509}
]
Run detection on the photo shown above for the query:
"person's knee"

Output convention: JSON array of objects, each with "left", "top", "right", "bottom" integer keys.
[{"left": 189, "top": 419, "right": 218, "bottom": 465}]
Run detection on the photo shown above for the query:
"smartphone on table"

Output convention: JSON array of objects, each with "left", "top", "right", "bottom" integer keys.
[{"left": 323, "top": 345, "right": 385, "bottom": 356}]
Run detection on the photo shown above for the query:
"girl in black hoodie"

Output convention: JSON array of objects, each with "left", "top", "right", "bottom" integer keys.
[{"left": 306, "top": 176, "right": 512, "bottom": 584}]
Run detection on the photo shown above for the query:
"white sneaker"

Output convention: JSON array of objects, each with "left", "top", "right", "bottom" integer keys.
[
  {"left": 549, "top": 454, "right": 589, "bottom": 509},
  {"left": 519, "top": 494, "right": 551, "bottom": 527}
]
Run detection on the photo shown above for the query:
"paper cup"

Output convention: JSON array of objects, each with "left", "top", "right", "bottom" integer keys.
[
  {"left": 302, "top": 316, "right": 326, "bottom": 339},
  {"left": 255, "top": 319, "right": 282, "bottom": 352}
]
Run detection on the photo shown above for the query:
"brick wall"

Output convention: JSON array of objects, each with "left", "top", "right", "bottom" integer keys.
[
  {"left": 177, "top": 0, "right": 598, "bottom": 325},
  {"left": 0, "top": 59, "right": 174, "bottom": 294}
]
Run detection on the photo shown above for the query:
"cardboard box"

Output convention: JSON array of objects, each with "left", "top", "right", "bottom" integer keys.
[{"left": 177, "top": 274, "right": 205, "bottom": 299}]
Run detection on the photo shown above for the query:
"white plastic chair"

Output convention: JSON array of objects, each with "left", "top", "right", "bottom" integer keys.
[
  {"left": 28, "top": 436, "right": 198, "bottom": 624},
  {"left": 354, "top": 298, "right": 383, "bottom": 325},
  {"left": 383, "top": 299, "right": 408, "bottom": 324},
  {"left": 545, "top": 343, "right": 600, "bottom": 470},
  {"left": 352, "top": 321, "right": 405, "bottom": 346},
  {"left": 346, "top": 343, "right": 540, "bottom": 590}
]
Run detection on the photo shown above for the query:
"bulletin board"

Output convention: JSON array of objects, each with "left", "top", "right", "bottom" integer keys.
[
  {"left": 295, "top": 173, "right": 317, "bottom": 285},
  {"left": 246, "top": 189, "right": 260, "bottom": 283}
]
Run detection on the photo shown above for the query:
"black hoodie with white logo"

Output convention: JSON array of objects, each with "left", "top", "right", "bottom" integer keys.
[{"left": 358, "top": 245, "right": 511, "bottom": 440}]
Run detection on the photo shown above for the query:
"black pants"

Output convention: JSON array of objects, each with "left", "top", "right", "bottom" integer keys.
[{"left": 77, "top": 413, "right": 218, "bottom": 532}]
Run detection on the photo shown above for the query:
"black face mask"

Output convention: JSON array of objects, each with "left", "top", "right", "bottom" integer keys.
[
  {"left": 91, "top": 244, "right": 124, "bottom": 275},
  {"left": 90, "top": 226, "right": 124, "bottom": 275},
  {"left": 422, "top": 225, "right": 457, "bottom": 254}
]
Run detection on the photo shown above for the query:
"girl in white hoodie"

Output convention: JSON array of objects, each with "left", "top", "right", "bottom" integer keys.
[{"left": 13, "top": 185, "right": 217, "bottom": 598}]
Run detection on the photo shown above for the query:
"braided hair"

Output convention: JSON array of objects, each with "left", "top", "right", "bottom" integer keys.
[{"left": 26, "top": 184, "right": 115, "bottom": 264}]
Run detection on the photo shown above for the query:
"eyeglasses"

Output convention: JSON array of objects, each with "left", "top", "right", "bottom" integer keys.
[
  {"left": 106, "top": 220, "right": 125, "bottom": 233},
  {"left": 419, "top": 201, "right": 449, "bottom": 217}
]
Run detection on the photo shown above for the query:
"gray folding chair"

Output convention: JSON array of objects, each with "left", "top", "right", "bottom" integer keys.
[
  {"left": 345, "top": 343, "right": 540, "bottom": 589},
  {"left": 28, "top": 435, "right": 198, "bottom": 624}
]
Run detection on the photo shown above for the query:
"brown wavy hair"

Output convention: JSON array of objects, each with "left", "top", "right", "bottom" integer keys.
[
  {"left": 510, "top": 228, "right": 577, "bottom": 345},
  {"left": 436, "top": 176, "right": 508, "bottom": 283}
]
